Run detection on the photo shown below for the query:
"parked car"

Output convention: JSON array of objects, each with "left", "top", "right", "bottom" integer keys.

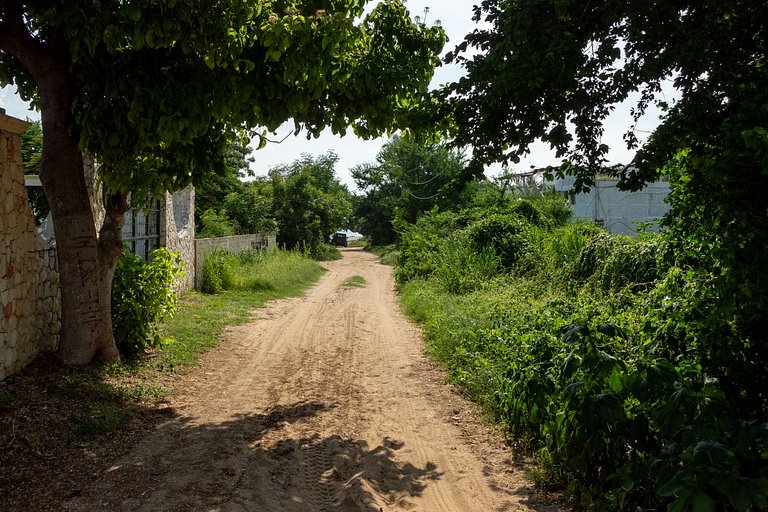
[{"left": 330, "top": 232, "right": 348, "bottom": 247}]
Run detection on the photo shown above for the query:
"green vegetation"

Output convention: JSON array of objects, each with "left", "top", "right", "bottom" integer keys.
[
  {"left": 111, "top": 248, "right": 185, "bottom": 358},
  {"left": 50, "top": 248, "right": 324, "bottom": 442},
  {"left": 20, "top": 122, "right": 48, "bottom": 225},
  {"left": 343, "top": 276, "right": 366, "bottom": 288},
  {"left": 72, "top": 403, "right": 133, "bottom": 441},
  {"left": 395, "top": 195, "right": 768, "bottom": 510},
  {"left": 1, "top": 0, "right": 445, "bottom": 366},
  {"left": 366, "top": 244, "right": 399, "bottom": 266},
  {"left": 156, "top": 248, "right": 323, "bottom": 370},
  {"left": 350, "top": 136, "right": 473, "bottom": 246},
  {"left": 342, "top": 3, "right": 768, "bottom": 509},
  {"left": 195, "top": 150, "right": 352, "bottom": 261},
  {"left": 197, "top": 208, "right": 238, "bottom": 238},
  {"left": 200, "top": 248, "right": 324, "bottom": 295},
  {"left": 311, "top": 243, "right": 343, "bottom": 262},
  {"left": 270, "top": 153, "right": 353, "bottom": 257}
]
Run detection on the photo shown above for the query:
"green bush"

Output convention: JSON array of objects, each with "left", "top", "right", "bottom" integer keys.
[
  {"left": 366, "top": 244, "right": 399, "bottom": 266},
  {"left": 393, "top": 195, "right": 768, "bottom": 510},
  {"left": 111, "top": 248, "right": 184, "bottom": 358},
  {"left": 523, "top": 223, "right": 600, "bottom": 280},
  {"left": 571, "top": 232, "right": 661, "bottom": 290},
  {"left": 401, "top": 274, "right": 768, "bottom": 510},
  {"left": 465, "top": 213, "right": 530, "bottom": 269},
  {"left": 534, "top": 193, "right": 573, "bottom": 227},
  {"left": 310, "top": 242, "right": 342, "bottom": 261},
  {"left": 200, "top": 248, "right": 237, "bottom": 294}
]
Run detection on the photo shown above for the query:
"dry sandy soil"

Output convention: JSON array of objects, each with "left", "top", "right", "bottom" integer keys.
[{"left": 7, "top": 248, "right": 566, "bottom": 511}]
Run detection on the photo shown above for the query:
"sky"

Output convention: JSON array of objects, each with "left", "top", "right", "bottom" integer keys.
[{"left": 0, "top": 1, "right": 670, "bottom": 191}]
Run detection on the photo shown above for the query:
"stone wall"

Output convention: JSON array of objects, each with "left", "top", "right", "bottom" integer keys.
[
  {"left": 162, "top": 186, "right": 196, "bottom": 291},
  {"left": 0, "top": 113, "right": 60, "bottom": 380},
  {"left": 194, "top": 233, "right": 276, "bottom": 289}
]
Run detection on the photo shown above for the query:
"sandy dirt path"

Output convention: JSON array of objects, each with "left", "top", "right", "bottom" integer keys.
[{"left": 64, "top": 248, "right": 561, "bottom": 512}]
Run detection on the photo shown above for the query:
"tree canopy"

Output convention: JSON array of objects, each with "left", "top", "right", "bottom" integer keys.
[
  {"left": 0, "top": 0, "right": 446, "bottom": 364},
  {"left": 442, "top": 0, "right": 768, "bottom": 190}
]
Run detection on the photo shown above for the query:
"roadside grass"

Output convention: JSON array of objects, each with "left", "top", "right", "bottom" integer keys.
[
  {"left": 147, "top": 248, "right": 325, "bottom": 371},
  {"left": 343, "top": 275, "right": 366, "bottom": 288},
  {"left": 311, "top": 243, "right": 343, "bottom": 261},
  {"left": 348, "top": 237, "right": 367, "bottom": 248},
  {"left": 366, "top": 244, "right": 399, "bottom": 266}
]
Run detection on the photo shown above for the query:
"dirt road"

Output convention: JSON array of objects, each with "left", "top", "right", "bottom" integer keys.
[{"left": 65, "top": 248, "right": 560, "bottom": 512}]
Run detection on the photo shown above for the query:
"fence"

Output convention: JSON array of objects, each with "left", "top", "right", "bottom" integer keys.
[{"left": 194, "top": 233, "right": 276, "bottom": 289}]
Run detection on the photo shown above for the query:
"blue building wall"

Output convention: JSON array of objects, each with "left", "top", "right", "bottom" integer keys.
[{"left": 553, "top": 177, "right": 671, "bottom": 236}]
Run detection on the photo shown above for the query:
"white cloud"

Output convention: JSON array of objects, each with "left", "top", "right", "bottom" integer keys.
[{"left": 0, "top": 85, "right": 38, "bottom": 121}]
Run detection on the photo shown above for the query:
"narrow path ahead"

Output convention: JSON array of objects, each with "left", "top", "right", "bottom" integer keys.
[{"left": 65, "top": 248, "right": 561, "bottom": 512}]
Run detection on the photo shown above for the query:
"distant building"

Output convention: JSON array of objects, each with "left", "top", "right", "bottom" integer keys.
[{"left": 553, "top": 176, "right": 671, "bottom": 236}]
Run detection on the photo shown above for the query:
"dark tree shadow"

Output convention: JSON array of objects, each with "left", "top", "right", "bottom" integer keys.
[{"left": 60, "top": 401, "right": 449, "bottom": 511}]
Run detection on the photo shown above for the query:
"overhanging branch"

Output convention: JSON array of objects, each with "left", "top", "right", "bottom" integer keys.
[{"left": 0, "top": 0, "right": 47, "bottom": 75}]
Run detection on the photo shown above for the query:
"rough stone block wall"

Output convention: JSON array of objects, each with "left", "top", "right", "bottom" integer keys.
[
  {"left": 1, "top": 114, "right": 61, "bottom": 381},
  {"left": 194, "top": 233, "right": 276, "bottom": 289},
  {"left": 162, "top": 185, "right": 196, "bottom": 291}
]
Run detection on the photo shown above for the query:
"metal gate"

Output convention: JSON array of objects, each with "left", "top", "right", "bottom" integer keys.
[{"left": 121, "top": 199, "right": 161, "bottom": 259}]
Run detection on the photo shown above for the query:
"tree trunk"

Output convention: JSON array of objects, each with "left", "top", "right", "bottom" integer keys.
[
  {"left": 0, "top": 2, "right": 125, "bottom": 365},
  {"left": 36, "top": 60, "right": 124, "bottom": 365}
]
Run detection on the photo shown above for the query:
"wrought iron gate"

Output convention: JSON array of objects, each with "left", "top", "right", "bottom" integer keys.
[{"left": 121, "top": 200, "right": 160, "bottom": 259}]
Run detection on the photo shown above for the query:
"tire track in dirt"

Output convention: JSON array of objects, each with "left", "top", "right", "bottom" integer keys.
[{"left": 63, "top": 248, "right": 563, "bottom": 512}]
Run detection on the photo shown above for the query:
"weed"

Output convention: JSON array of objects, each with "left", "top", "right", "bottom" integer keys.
[
  {"left": 311, "top": 243, "right": 343, "bottom": 261},
  {"left": 72, "top": 403, "right": 132, "bottom": 440},
  {"left": 155, "top": 249, "right": 324, "bottom": 369},
  {"left": 366, "top": 244, "right": 399, "bottom": 266},
  {"left": 122, "top": 381, "right": 171, "bottom": 403},
  {"left": 343, "top": 276, "right": 366, "bottom": 287}
]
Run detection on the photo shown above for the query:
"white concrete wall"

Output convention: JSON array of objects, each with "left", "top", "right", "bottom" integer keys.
[{"left": 554, "top": 177, "right": 671, "bottom": 235}]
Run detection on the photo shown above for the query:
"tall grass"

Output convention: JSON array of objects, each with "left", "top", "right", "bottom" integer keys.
[
  {"left": 365, "top": 244, "right": 400, "bottom": 266},
  {"left": 396, "top": 205, "right": 768, "bottom": 510},
  {"left": 202, "top": 248, "right": 324, "bottom": 294}
]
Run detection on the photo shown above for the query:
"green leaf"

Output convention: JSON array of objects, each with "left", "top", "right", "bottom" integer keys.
[
  {"left": 126, "top": 6, "right": 141, "bottom": 23},
  {"left": 597, "top": 322, "right": 627, "bottom": 339},
  {"left": 690, "top": 492, "right": 716, "bottom": 512}
]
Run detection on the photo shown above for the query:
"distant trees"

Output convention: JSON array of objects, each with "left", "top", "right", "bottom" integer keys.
[
  {"left": 195, "top": 151, "right": 351, "bottom": 258},
  {"left": 270, "top": 153, "right": 352, "bottom": 256},
  {"left": 351, "top": 136, "right": 471, "bottom": 245}
]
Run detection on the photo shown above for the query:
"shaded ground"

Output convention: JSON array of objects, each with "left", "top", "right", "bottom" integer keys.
[{"left": 1, "top": 248, "right": 565, "bottom": 511}]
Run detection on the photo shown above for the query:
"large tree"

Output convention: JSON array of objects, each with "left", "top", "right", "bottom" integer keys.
[
  {"left": 442, "top": 0, "right": 767, "bottom": 187},
  {"left": 0, "top": 0, "right": 445, "bottom": 365},
  {"left": 270, "top": 152, "right": 351, "bottom": 254}
]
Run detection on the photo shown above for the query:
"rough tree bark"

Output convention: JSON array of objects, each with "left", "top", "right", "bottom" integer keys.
[{"left": 0, "top": 2, "right": 124, "bottom": 364}]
